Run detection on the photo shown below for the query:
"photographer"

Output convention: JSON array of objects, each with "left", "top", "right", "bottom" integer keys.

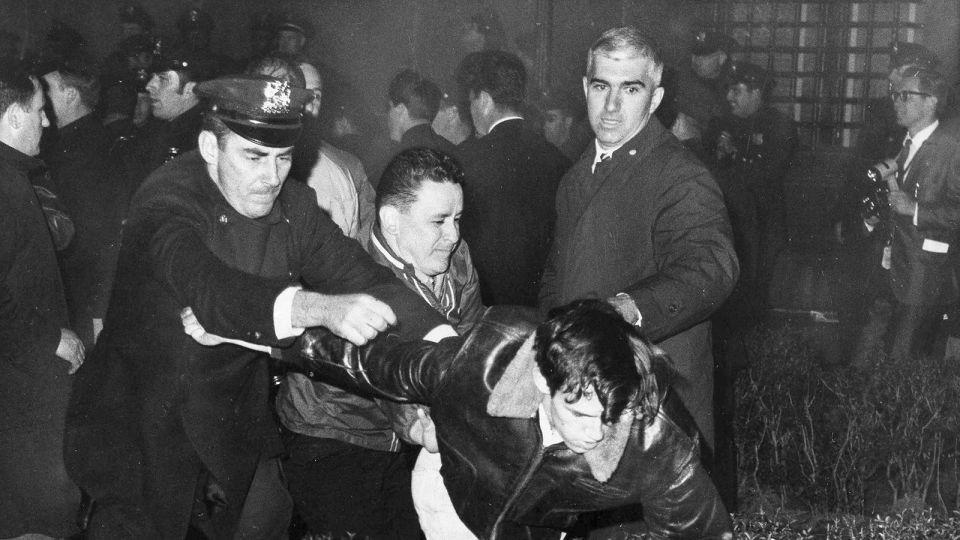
[{"left": 853, "top": 67, "right": 960, "bottom": 364}]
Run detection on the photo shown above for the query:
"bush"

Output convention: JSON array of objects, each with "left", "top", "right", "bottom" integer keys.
[
  {"left": 736, "top": 320, "right": 960, "bottom": 516},
  {"left": 734, "top": 508, "right": 960, "bottom": 538}
]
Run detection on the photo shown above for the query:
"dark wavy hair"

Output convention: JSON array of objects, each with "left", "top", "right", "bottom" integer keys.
[
  {"left": 534, "top": 299, "right": 664, "bottom": 425},
  {"left": 376, "top": 147, "right": 464, "bottom": 213}
]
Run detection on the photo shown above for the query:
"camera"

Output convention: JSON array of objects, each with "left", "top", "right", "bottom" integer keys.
[{"left": 859, "top": 159, "right": 896, "bottom": 220}]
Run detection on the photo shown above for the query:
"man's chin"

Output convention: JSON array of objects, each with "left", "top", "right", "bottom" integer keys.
[{"left": 566, "top": 442, "right": 598, "bottom": 454}]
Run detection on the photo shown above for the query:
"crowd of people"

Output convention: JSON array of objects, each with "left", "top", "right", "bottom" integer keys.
[{"left": 2, "top": 3, "right": 955, "bottom": 540}]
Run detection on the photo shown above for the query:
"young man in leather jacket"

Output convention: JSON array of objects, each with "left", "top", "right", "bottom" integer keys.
[{"left": 295, "top": 299, "right": 733, "bottom": 540}]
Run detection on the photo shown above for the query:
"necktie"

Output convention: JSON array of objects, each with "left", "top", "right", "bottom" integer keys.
[
  {"left": 594, "top": 152, "right": 611, "bottom": 175},
  {"left": 895, "top": 137, "right": 912, "bottom": 186}
]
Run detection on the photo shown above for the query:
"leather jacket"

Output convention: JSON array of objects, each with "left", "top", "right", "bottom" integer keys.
[{"left": 295, "top": 306, "right": 732, "bottom": 539}]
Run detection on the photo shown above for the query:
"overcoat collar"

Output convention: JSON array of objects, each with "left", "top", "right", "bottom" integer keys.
[
  {"left": 0, "top": 140, "right": 42, "bottom": 172},
  {"left": 570, "top": 117, "right": 670, "bottom": 226}
]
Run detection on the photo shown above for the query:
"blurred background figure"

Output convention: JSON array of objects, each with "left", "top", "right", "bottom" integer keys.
[
  {"left": 541, "top": 88, "right": 590, "bottom": 161},
  {"left": 247, "top": 11, "right": 280, "bottom": 61},
  {"left": 366, "top": 68, "right": 456, "bottom": 188},
  {"left": 456, "top": 50, "right": 570, "bottom": 307},
  {"left": 460, "top": 8, "right": 507, "bottom": 54},
  {"left": 117, "top": 2, "right": 153, "bottom": 40},
  {"left": 432, "top": 91, "right": 474, "bottom": 146},
  {"left": 274, "top": 16, "right": 312, "bottom": 57},
  {"left": 177, "top": 7, "right": 214, "bottom": 53},
  {"left": 40, "top": 58, "right": 128, "bottom": 347}
]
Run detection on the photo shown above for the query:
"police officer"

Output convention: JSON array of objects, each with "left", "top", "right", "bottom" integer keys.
[
  {"left": 706, "top": 61, "right": 797, "bottom": 306},
  {"left": 686, "top": 30, "right": 740, "bottom": 123},
  {"left": 274, "top": 18, "right": 312, "bottom": 56},
  {"left": 66, "top": 74, "right": 453, "bottom": 538},
  {"left": 130, "top": 45, "right": 215, "bottom": 185}
]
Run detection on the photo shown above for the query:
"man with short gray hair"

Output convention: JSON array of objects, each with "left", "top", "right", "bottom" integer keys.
[{"left": 540, "top": 26, "right": 738, "bottom": 462}]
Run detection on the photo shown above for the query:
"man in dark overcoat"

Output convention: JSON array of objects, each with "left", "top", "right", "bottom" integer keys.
[
  {"left": 539, "top": 27, "right": 738, "bottom": 456},
  {"left": 0, "top": 59, "right": 85, "bottom": 539},
  {"left": 65, "top": 75, "right": 450, "bottom": 539},
  {"left": 41, "top": 61, "right": 129, "bottom": 347},
  {"left": 456, "top": 50, "right": 570, "bottom": 307}
]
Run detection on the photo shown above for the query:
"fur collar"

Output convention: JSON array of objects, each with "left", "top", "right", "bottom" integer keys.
[{"left": 485, "top": 335, "right": 634, "bottom": 482}]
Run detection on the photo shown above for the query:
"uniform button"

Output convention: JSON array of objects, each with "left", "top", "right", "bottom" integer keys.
[
  {"left": 253, "top": 331, "right": 262, "bottom": 339},
  {"left": 629, "top": 149, "right": 637, "bottom": 156},
  {"left": 668, "top": 304, "right": 679, "bottom": 314},
  {"left": 219, "top": 215, "right": 228, "bottom": 224}
]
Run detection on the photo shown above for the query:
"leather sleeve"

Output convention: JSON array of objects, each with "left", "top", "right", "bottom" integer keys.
[
  {"left": 638, "top": 390, "right": 733, "bottom": 538},
  {"left": 284, "top": 327, "right": 464, "bottom": 404},
  {"left": 641, "top": 452, "right": 733, "bottom": 539}
]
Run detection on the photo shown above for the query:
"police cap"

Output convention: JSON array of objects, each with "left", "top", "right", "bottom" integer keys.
[
  {"left": 151, "top": 45, "right": 216, "bottom": 82},
  {"left": 276, "top": 17, "right": 313, "bottom": 40},
  {"left": 691, "top": 30, "right": 739, "bottom": 56},
  {"left": 196, "top": 75, "right": 313, "bottom": 148},
  {"left": 725, "top": 61, "right": 773, "bottom": 92}
]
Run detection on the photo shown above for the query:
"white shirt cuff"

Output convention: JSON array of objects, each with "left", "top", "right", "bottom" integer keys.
[
  {"left": 274, "top": 286, "right": 305, "bottom": 339},
  {"left": 423, "top": 324, "right": 458, "bottom": 343},
  {"left": 864, "top": 220, "right": 876, "bottom": 233},
  {"left": 616, "top": 292, "right": 643, "bottom": 327},
  {"left": 913, "top": 203, "right": 919, "bottom": 226}
]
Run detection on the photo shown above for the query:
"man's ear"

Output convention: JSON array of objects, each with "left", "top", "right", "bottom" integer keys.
[
  {"left": 478, "top": 90, "right": 494, "bottom": 115},
  {"left": 6, "top": 103, "right": 22, "bottom": 130},
  {"left": 649, "top": 85, "right": 665, "bottom": 115},
  {"left": 198, "top": 130, "right": 219, "bottom": 165},
  {"left": 532, "top": 364, "right": 551, "bottom": 396},
  {"left": 582, "top": 76, "right": 590, "bottom": 100},
  {"left": 379, "top": 205, "right": 400, "bottom": 236}
]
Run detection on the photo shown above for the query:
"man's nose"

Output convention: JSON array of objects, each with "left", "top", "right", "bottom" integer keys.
[
  {"left": 263, "top": 160, "right": 284, "bottom": 187},
  {"left": 604, "top": 90, "right": 621, "bottom": 112},
  {"left": 443, "top": 220, "right": 460, "bottom": 242}
]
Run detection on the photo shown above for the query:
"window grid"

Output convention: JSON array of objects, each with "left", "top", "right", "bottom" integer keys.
[{"left": 695, "top": 0, "right": 922, "bottom": 149}]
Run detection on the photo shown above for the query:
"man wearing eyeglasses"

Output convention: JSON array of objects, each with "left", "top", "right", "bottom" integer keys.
[{"left": 857, "top": 66, "right": 960, "bottom": 362}]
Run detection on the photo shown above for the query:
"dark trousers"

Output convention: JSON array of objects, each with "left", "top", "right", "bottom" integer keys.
[
  {"left": 854, "top": 290, "right": 948, "bottom": 365},
  {"left": 283, "top": 433, "right": 420, "bottom": 539}
]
